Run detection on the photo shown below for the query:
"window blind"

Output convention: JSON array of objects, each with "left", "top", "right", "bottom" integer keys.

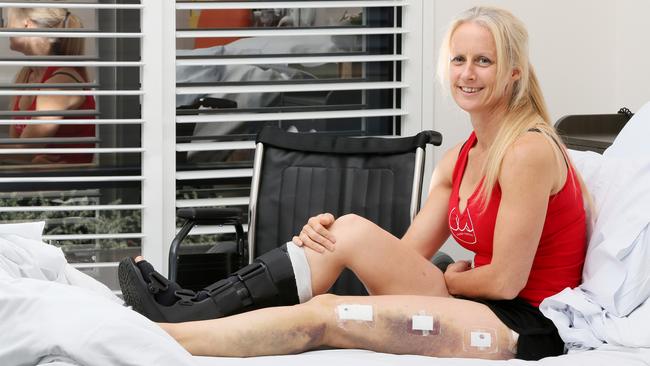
[
  {"left": 0, "top": 0, "right": 144, "bottom": 291},
  {"left": 174, "top": 0, "right": 408, "bottom": 243}
]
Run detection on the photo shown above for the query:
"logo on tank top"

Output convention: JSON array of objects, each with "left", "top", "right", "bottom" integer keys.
[{"left": 448, "top": 207, "right": 477, "bottom": 245}]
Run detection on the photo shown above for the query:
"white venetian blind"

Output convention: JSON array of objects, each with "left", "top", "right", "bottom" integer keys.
[
  {"left": 0, "top": 1, "right": 145, "bottom": 290},
  {"left": 173, "top": 1, "right": 409, "bottom": 242}
]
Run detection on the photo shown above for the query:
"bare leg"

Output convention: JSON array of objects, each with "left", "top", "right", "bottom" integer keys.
[
  {"left": 161, "top": 294, "right": 517, "bottom": 359},
  {"left": 130, "top": 214, "right": 443, "bottom": 303},
  {"left": 303, "top": 214, "right": 449, "bottom": 297}
]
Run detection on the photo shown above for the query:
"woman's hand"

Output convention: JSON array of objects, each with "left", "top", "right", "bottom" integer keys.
[
  {"left": 292, "top": 213, "right": 336, "bottom": 253},
  {"left": 443, "top": 260, "right": 472, "bottom": 288},
  {"left": 31, "top": 154, "right": 62, "bottom": 164}
]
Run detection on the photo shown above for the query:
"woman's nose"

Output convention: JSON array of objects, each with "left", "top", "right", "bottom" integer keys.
[{"left": 460, "top": 63, "right": 476, "bottom": 81}]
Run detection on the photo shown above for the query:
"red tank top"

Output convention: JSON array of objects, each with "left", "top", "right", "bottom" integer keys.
[
  {"left": 448, "top": 132, "right": 586, "bottom": 307},
  {"left": 12, "top": 66, "right": 96, "bottom": 164}
]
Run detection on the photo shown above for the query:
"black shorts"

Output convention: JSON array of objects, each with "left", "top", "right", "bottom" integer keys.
[{"left": 469, "top": 297, "right": 565, "bottom": 360}]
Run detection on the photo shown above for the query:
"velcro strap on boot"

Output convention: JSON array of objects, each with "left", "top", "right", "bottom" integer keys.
[
  {"left": 147, "top": 271, "right": 170, "bottom": 294},
  {"left": 235, "top": 262, "right": 279, "bottom": 302},
  {"left": 256, "top": 244, "right": 299, "bottom": 305},
  {"left": 203, "top": 276, "right": 254, "bottom": 315},
  {"left": 200, "top": 245, "right": 299, "bottom": 316}
]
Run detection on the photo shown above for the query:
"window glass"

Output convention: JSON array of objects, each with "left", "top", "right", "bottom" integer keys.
[
  {"left": 0, "top": 3, "right": 142, "bottom": 290},
  {"left": 174, "top": 4, "right": 402, "bottom": 247}
]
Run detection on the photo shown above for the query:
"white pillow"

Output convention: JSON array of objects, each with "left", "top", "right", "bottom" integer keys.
[
  {"left": 0, "top": 277, "right": 194, "bottom": 366},
  {"left": 568, "top": 101, "right": 650, "bottom": 317},
  {"left": 0, "top": 224, "right": 121, "bottom": 305},
  {"left": 0, "top": 226, "right": 195, "bottom": 364},
  {"left": 0, "top": 221, "right": 45, "bottom": 241}
]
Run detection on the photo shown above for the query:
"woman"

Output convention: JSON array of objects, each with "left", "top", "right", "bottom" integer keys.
[
  {"left": 119, "top": 6, "right": 587, "bottom": 361},
  {"left": 3, "top": 7, "right": 95, "bottom": 164}
]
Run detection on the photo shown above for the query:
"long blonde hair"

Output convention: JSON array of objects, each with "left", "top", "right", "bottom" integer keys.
[
  {"left": 9, "top": 7, "right": 86, "bottom": 108},
  {"left": 437, "top": 6, "right": 586, "bottom": 209}
]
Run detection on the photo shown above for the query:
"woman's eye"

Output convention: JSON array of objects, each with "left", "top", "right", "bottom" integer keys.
[
  {"left": 451, "top": 56, "right": 465, "bottom": 64},
  {"left": 476, "top": 57, "right": 492, "bottom": 66}
]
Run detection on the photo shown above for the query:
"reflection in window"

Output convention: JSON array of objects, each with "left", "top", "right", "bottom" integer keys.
[
  {"left": 174, "top": 4, "right": 401, "bottom": 248},
  {"left": 0, "top": 4, "right": 143, "bottom": 289},
  {"left": 0, "top": 7, "right": 96, "bottom": 165}
]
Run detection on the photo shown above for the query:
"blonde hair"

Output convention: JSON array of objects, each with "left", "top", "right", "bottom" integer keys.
[
  {"left": 9, "top": 8, "right": 87, "bottom": 107},
  {"left": 437, "top": 6, "right": 588, "bottom": 210}
]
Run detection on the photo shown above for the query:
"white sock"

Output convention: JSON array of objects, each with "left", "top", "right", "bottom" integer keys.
[{"left": 286, "top": 241, "right": 313, "bottom": 303}]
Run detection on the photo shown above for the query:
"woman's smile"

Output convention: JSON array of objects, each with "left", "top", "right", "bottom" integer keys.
[{"left": 457, "top": 86, "right": 484, "bottom": 95}]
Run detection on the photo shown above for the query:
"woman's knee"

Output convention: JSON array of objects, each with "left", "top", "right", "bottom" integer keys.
[
  {"left": 300, "top": 294, "right": 338, "bottom": 346},
  {"left": 307, "top": 293, "right": 338, "bottom": 307},
  {"left": 329, "top": 214, "right": 385, "bottom": 254},
  {"left": 332, "top": 213, "right": 363, "bottom": 227},
  {"left": 330, "top": 214, "right": 374, "bottom": 240},
  {"left": 304, "top": 293, "right": 339, "bottom": 319}
]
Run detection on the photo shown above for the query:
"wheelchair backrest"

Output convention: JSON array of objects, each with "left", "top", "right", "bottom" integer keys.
[{"left": 248, "top": 127, "right": 441, "bottom": 295}]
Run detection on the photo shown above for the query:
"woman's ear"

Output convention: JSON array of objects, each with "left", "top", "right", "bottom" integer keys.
[
  {"left": 511, "top": 67, "right": 521, "bottom": 81},
  {"left": 24, "top": 18, "right": 37, "bottom": 29}
]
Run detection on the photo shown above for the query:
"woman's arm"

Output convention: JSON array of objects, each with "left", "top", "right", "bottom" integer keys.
[
  {"left": 400, "top": 143, "right": 462, "bottom": 259},
  {"left": 2, "top": 71, "right": 87, "bottom": 163},
  {"left": 444, "top": 133, "right": 562, "bottom": 299},
  {"left": 18, "top": 70, "right": 86, "bottom": 140},
  {"left": 4, "top": 70, "right": 86, "bottom": 152}
]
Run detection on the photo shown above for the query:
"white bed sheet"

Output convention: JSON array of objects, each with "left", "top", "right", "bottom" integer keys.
[{"left": 194, "top": 347, "right": 650, "bottom": 366}]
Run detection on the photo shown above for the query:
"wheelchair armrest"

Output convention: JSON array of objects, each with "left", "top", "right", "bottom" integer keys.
[
  {"left": 169, "top": 207, "right": 245, "bottom": 282},
  {"left": 177, "top": 207, "right": 243, "bottom": 225},
  {"left": 177, "top": 97, "right": 238, "bottom": 110},
  {"left": 423, "top": 130, "right": 443, "bottom": 146}
]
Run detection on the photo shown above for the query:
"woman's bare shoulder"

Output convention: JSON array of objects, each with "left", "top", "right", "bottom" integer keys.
[
  {"left": 506, "top": 131, "right": 558, "bottom": 167},
  {"left": 500, "top": 132, "right": 559, "bottom": 191},
  {"left": 431, "top": 142, "right": 464, "bottom": 185},
  {"left": 44, "top": 67, "right": 85, "bottom": 84}
]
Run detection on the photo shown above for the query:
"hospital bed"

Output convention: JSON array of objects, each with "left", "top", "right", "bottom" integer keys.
[
  {"left": 1, "top": 103, "right": 649, "bottom": 365},
  {"left": 188, "top": 107, "right": 650, "bottom": 366}
]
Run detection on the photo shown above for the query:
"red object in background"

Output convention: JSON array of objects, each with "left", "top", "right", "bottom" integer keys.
[
  {"left": 194, "top": 9, "right": 252, "bottom": 49},
  {"left": 12, "top": 67, "right": 96, "bottom": 164}
]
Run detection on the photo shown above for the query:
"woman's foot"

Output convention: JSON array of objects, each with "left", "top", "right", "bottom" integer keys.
[
  {"left": 118, "top": 245, "right": 300, "bottom": 323},
  {"left": 119, "top": 257, "right": 180, "bottom": 322},
  {"left": 131, "top": 256, "right": 187, "bottom": 306}
]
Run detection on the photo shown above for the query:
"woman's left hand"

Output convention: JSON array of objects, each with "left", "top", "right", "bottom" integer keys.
[
  {"left": 445, "top": 260, "right": 471, "bottom": 273},
  {"left": 443, "top": 260, "right": 472, "bottom": 284},
  {"left": 31, "top": 154, "right": 62, "bottom": 164}
]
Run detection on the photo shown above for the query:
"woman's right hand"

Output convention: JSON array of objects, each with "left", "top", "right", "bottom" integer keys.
[{"left": 292, "top": 213, "right": 336, "bottom": 253}]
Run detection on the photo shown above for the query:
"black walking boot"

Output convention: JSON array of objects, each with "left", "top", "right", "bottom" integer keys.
[{"left": 118, "top": 244, "right": 299, "bottom": 323}]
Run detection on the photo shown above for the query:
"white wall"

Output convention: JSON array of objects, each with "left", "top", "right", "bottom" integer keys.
[
  {"left": 614, "top": 1, "right": 650, "bottom": 110},
  {"left": 426, "top": 0, "right": 650, "bottom": 260}
]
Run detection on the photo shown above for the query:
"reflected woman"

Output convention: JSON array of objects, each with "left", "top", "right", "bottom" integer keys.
[{"left": 4, "top": 7, "right": 95, "bottom": 164}]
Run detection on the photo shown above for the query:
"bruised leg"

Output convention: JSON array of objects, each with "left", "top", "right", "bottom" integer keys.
[
  {"left": 161, "top": 294, "right": 517, "bottom": 359},
  {"left": 320, "top": 294, "right": 517, "bottom": 360},
  {"left": 160, "top": 298, "right": 326, "bottom": 357}
]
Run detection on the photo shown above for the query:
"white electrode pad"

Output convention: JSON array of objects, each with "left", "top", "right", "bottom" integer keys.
[
  {"left": 463, "top": 328, "right": 498, "bottom": 353},
  {"left": 470, "top": 331, "right": 492, "bottom": 348},
  {"left": 412, "top": 315, "right": 434, "bottom": 331},
  {"left": 336, "top": 304, "right": 374, "bottom": 321}
]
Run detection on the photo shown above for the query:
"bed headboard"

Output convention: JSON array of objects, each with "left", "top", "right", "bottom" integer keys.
[{"left": 555, "top": 108, "right": 633, "bottom": 153}]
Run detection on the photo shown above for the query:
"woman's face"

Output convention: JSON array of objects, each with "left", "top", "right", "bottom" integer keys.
[
  {"left": 448, "top": 22, "right": 505, "bottom": 115},
  {"left": 6, "top": 10, "right": 29, "bottom": 52}
]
